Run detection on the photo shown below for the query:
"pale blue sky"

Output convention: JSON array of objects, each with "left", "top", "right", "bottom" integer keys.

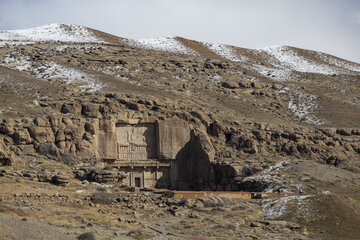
[{"left": 0, "top": 0, "right": 359, "bottom": 63}]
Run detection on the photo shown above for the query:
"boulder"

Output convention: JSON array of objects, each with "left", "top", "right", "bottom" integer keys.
[
  {"left": 34, "top": 117, "right": 50, "bottom": 127},
  {"left": 84, "top": 122, "right": 96, "bottom": 135},
  {"left": 221, "top": 81, "right": 239, "bottom": 89},
  {"left": 251, "top": 82, "right": 263, "bottom": 89},
  {"left": 126, "top": 102, "right": 140, "bottom": 111},
  {"left": 81, "top": 104, "right": 100, "bottom": 118},
  {"left": 238, "top": 80, "right": 251, "bottom": 88},
  {"left": 351, "top": 129, "right": 360, "bottom": 135},
  {"left": 90, "top": 192, "right": 116, "bottom": 205},
  {"left": 0, "top": 123, "right": 14, "bottom": 136},
  {"left": 12, "top": 129, "right": 32, "bottom": 145},
  {"left": 61, "top": 103, "right": 82, "bottom": 115},
  {"left": 337, "top": 128, "right": 352, "bottom": 136},
  {"left": 52, "top": 171, "right": 71, "bottom": 186},
  {"left": 28, "top": 127, "right": 55, "bottom": 144},
  {"left": 91, "top": 168, "right": 126, "bottom": 183}
]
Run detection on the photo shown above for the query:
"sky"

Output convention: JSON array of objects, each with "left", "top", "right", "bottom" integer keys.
[{"left": 0, "top": 0, "right": 359, "bottom": 63}]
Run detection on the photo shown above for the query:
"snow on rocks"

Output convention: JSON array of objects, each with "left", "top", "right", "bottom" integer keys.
[
  {"left": 34, "top": 61, "right": 105, "bottom": 92},
  {"left": 126, "top": 37, "right": 198, "bottom": 55},
  {"left": 251, "top": 64, "right": 294, "bottom": 82},
  {"left": 277, "top": 88, "right": 324, "bottom": 125},
  {"left": 55, "top": 43, "right": 105, "bottom": 53},
  {"left": 262, "top": 195, "right": 311, "bottom": 219},
  {"left": 0, "top": 23, "right": 103, "bottom": 43},
  {"left": 242, "top": 161, "right": 290, "bottom": 193}
]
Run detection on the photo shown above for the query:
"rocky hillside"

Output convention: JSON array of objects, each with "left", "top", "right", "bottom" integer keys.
[
  {"left": 0, "top": 24, "right": 359, "bottom": 239},
  {"left": 0, "top": 23, "right": 359, "bottom": 171}
]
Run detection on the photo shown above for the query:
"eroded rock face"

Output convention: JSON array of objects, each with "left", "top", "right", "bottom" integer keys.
[
  {"left": 0, "top": 110, "right": 359, "bottom": 190},
  {"left": 94, "top": 117, "right": 217, "bottom": 190},
  {"left": 174, "top": 130, "right": 216, "bottom": 190},
  {"left": 158, "top": 118, "right": 191, "bottom": 160},
  {"left": 0, "top": 139, "right": 14, "bottom": 166}
]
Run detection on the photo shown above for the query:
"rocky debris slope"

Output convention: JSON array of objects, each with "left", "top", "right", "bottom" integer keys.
[{"left": 0, "top": 170, "right": 307, "bottom": 240}]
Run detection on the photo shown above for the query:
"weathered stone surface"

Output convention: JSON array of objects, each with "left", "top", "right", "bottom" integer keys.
[
  {"left": 0, "top": 140, "right": 14, "bottom": 166},
  {"left": 28, "top": 127, "right": 55, "bottom": 144},
  {"left": 174, "top": 130, "right": 215, "bottom": 190},
  {"left": 0, "top": 122, "right": 14, "bottom": 136},
  {"left": 158, "top": 118, "right": 190, "bottom": 159},
  {"left": 61, "top": 103, "right": 82, "bottom": 115},
  {"left": 18, "top": 144, "right": 36, "bottom": 155},
  {"left": 81, "top": 104, "right": 100, "bottom": 118},
  {"left": 51, "top": 171, "right": 71, "bottom": 186},
  {"left": 12, "top": 129, "right": 32, "bottom": 145},
  {"left": 91, "top": 168, "right": 127, "bottom": 183},
  {"left": 97, "top": 120, "right": 117, "bottom": 159},
  {"left": 37, "top": 142, "right": 59, "bottom": 158},
  {"left": 34, "top": 117, "right": 50, "bottom": 127}
]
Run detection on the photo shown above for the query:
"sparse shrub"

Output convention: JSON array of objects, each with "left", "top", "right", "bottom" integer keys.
[
  {"left": 37, "top": 143, "right": 58, "bottom": 158},
  {"left": 60, "top": 153, "right": 76, "bottom": 165}
]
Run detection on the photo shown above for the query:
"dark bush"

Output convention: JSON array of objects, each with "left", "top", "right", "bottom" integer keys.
[
  {"left": 77, "top": 232, "right": 96, "bottom": 240},
  {"left": 60, "top": 153, "right": 76, "bottom": 165}
]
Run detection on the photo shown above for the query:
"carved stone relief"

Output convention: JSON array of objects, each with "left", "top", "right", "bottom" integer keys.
[{"left": 116, "top": 124, "right": 157, "bottom": 160}]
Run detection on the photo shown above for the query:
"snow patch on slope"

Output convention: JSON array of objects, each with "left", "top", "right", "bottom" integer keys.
[
  {"left": 262, "top": 195, "right": 311, "bottom": 219},
  {"left": 318, "top": 53, "right": 360, "bottom": 73},
  {"left": 55, "top": 43, "right": 104, "bottom": 53},
  {"left": 0, "top": 41, "right": 35, "bottom": 48},
  {"left": 278, "top": 88, "right": 324, "bottom": 125},
  {"left": 251, "top": 64, "right": 294, "bottom": 82},
  {"left": 0, "top": 24, "right": 103, "bottom": 43},
  {"left": 127, "top": 37, "right": 197, "bottom": 55},
  {"left": 34, "top": 62, "right": 104, "bottom": 92},
  {"left": 242, "top": 161, "right": 290, "bottom": 192},
  {"left": 1, "top": 54, "right": 104, "bottom": 92},
  {"left": 205, "top": 43, "right": 248, "bottom": 62},
  {"left": 262, "top": 46, "right": 340, "bottom": 75}
]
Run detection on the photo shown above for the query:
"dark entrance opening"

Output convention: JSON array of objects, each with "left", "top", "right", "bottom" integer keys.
[{"left": 135, "top": 177, "right": 141, "bottom": 187}]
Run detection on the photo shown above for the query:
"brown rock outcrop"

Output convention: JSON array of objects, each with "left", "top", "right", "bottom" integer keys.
[{"left": 0, "top": 140, "right": 14, "bottom": 166}]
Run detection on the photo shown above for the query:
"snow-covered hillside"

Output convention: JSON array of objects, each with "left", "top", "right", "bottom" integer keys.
[
  {"left": 261, "top": 46, "right": 360, "bottom": 75},
  {"left": 0, "top": 23, "right": 103, "bottom": 43},
  {"left": 1, "top": 53, "right": 104, "bottom": 92},
  {"left": 126, "top": 37, "right": 198, "bottom": 55},
  {"left": 204, "top": 43, "right": 248, "bottom": 62}
]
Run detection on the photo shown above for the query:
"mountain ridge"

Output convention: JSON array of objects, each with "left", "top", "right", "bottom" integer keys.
[{"left": 1, "top": 23, "right": 359, "bottom": 65}]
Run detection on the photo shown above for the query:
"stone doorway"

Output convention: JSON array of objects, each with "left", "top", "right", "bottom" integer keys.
[
  {"left": 134, "top": 177, "right": 141, "bottom": 187},
  {"left": 130, "top": 172, "right": 143, "bottom": 188}
]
